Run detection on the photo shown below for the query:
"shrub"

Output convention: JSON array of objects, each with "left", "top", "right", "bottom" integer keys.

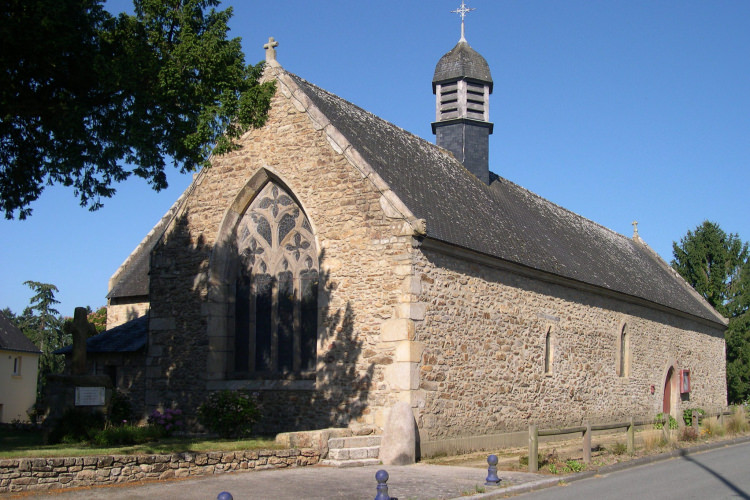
[
  {"left": 107, "top": 391, "right": 133, "bottom": 425},
  {"left": 610, "top": 442, "right": 628, "bottom": 455},
  {"left": 653, "top": 413, "right": 678, "bottom": 430},
  {"left": 93, "top": 424, "right": 164, "bottom": 446},
  {"left": 48, "top": 408, "right": 106, "bottom": 444},
  {"left": 148, "top": 408, "right": 184, "bottom": 436},
  {"left": 683, "top": 408, "right": 706, "bottom": 427},
  {"left": 198, "top": 390, "right": 260, "bottom": 438},
  {"left": 679, "top": 426, "right": 699, "bottom": 442},
  {"left": 726, "top": 406, "right": 749, "bottom": 435}
]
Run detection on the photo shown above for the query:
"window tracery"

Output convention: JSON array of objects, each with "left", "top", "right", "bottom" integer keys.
[{"left": 234, "top": 182, "right": 318, "bottom": 377}]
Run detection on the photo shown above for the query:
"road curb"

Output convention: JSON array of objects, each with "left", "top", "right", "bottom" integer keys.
[{"left": 447, "top": 434, "right": 750, "bottom": 499}]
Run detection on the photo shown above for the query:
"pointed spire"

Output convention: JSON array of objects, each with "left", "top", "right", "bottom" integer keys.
[{"left": 451, "top": 1, "right": 475, "bottom": 42}]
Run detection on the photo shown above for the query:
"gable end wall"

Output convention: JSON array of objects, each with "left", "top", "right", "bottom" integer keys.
[{"left": 145, "top": 79, "right": 420, "bottom": 432}]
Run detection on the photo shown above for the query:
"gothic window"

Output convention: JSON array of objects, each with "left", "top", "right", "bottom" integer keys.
[
  {"left": 544, "top": 327, "right": 553, "bottom": 375},
  {"left": 618, "top": 325, "right": 630, "bottom": 378},
  {"left": 234, "top": 182, "right": 319, "bottom": 377}
]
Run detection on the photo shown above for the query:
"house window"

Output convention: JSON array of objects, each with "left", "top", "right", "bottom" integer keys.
[
  {"left": 234, "top": 182, "right": 319, "bottom": 377},
  {"left": 544, "top": 327, "right": 554, "bottom": 375},
  {"left": 12, "top": 356, "right": 21, "bottom": 376},
  {"left": 618, "top": 325, "right": 630, "bottom": 377}
]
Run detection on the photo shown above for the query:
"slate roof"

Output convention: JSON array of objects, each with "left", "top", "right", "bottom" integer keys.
[
  {"left": 287, "top": 72, "right": 724, "bottom": 326},
  {"left": 0, "top": 312, "right": 41, "bottom": 354},
  {"left": 108, "top": 186, "right": 190, "bottom": 300},
  {"left": 433, "top": 41, "right": 493, "bottom": 91},
  {"left": 104, "top": 64, "right": 724, "bottom": 327},
  {"left": 56, "top": 316, "right": 148, "bottom": 355}
]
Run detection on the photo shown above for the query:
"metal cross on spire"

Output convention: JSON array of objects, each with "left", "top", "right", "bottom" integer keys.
[{"left": 452, "top": 1, "right": 475, "bottom": 42}]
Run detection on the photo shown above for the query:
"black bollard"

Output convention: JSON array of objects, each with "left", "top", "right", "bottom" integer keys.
[
  {"left": 217, "top": 492, "right": 233, "bottom": 500},
  {"left": 374, "top": 469, "right": 393, "bottom": 500},
  {"left": 485, "top": 454, "right": 501, "bottom": 485}
]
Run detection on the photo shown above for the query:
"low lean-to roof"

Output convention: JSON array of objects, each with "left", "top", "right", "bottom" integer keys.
[
  {"left": 56, "top": 315, "right": 148, "bottom": 355},
  {"left": 0, "top": 312, "right": 41, "bottom": 354},
  {"left": 287, "top": 72, "right": 724, "bottom": 326}
]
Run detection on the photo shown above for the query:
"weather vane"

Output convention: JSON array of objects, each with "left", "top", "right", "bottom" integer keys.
[{"left": 452, "top": 1, "right": 475, "bottom": 42}]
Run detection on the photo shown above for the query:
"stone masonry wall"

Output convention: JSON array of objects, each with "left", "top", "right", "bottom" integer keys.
[
  {"left": 412, "top": 245, "right": 727, "bottom": 442},
  {"left": 145, "top": 70, "right": 415, "bottom": 431},
  {"left": 0, "top": 448, "right": 319, "bottom": 494},
  {"left": 106, "top": 301, "right": 149, "bottom": 330}
]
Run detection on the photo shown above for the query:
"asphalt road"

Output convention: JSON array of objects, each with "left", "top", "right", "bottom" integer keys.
[{"left": 515, "top": 440, "right": 750, "bottom": 500}]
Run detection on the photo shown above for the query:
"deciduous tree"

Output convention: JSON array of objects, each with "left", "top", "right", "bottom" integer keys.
[{"left": 1, "top": 0, "right": 275, "bottom": 219}]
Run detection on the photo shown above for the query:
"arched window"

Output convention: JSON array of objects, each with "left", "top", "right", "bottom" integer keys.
[
  {"left": 544, "top": 327, "right": 554, "bottom": 375},
  {"left": 233, "top": 182, "right": 318, "bottom": 377},
  {"left": 618, "top": 325, "right": 630, "bottom": 377}
]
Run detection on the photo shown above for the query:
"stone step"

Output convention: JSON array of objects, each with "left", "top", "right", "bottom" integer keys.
[
  {"left": 324, "top": 434, "right": 381, "bottom": 467},
  {"left": 319, "top": 458, "right": 381, "bottom": 468},
  {"left": 327, "top": 446, "right": 380, "bottom": 461},
  {"left": 327, "top": 435, "right": 381, "bottom": 449}
]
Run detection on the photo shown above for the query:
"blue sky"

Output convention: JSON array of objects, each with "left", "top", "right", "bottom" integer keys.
[{"left": 2, "top": 0, "right": 748, "bottom": 317}]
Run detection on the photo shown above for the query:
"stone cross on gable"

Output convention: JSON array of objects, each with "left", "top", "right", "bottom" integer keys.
[
  {"left": 632, "top": 220, "right": 639, "bottom": 238},
  {"left": 264, "top": 37, "right": 279, "bottom": 63},
  {"left": 452, "top": 1, "right": 475, "bottom": 42}
]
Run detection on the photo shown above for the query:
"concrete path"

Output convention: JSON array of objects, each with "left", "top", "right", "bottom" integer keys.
[
  {"left": 19, "top": 436, "right": 750, "bottom": 500},
  {"left": 18, "top": 463, "right": 553, "bottom": 500}
]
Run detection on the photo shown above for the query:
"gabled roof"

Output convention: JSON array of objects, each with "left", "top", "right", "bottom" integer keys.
[
  {"left": 107, "top": 182, "right": 194, "bottom": 300},
  {"left": 0, "top": 312, "right": 41, "bottom": 354},
  {"left": 284, "top": 71, "right": 725, "bottom": 326},
  {"left": 106, "top": 64, "right": 726, "bottom": 328},
  {"left": 56, "top": 315, "right": 148, "bottom": 354}
]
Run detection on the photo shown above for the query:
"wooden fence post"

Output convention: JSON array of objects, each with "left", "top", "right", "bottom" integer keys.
[
  {"left": 582, "top": 422, "right": 591, "bottom": 464},
  {"left": 692, "top": 410, "right": 699, "bottom": 430},
  {"left": 529, "top": 424, "right": 538, "bottom": 473},
  {"left": 661, "top": 415, "right": 669, "bottom": 442},
  {"left": 627, "top": 417, "right": 635, "bottom": 454}
]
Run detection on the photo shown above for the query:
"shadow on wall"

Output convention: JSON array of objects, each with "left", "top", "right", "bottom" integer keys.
[
  {"left": 242, "top": 248, "right": 376, "bottom": 434},
  {"left": 148, "top": 211, "right": 375, "bottom": 433}
]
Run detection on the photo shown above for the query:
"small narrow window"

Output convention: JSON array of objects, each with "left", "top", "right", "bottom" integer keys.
[
  {"left": 12, "top": 357, "right": 21, "bottom": 376},
  {"left": 544, "top": 328, "right": 553, "bottom": 375},
  {"left": 618, "top": 325, "right": 630, "bottom": 377}
]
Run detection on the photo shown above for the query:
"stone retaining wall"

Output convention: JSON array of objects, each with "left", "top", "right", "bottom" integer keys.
[{"left": 0, "top": 448, "right": 320, "bottom": 494}]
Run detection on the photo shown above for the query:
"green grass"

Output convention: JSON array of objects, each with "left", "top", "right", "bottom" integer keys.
[{"left": 0, "top": 427, "right": 279, "bottom": 459}]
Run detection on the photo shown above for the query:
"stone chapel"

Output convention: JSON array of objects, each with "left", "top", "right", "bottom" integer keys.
[{"left": 85, "top": 28, "right": 726, "bottom": 450}]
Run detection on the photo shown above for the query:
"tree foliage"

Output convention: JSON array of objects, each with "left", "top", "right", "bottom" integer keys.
[
  {"left": 1, "top": 0, "right": 275, "bottom": 219},
  {"left": 672, "top": 221, "right": 750, "bottom": 403},
  {"left": 87, "top": 306, "right": 108, "bottom": 334}
]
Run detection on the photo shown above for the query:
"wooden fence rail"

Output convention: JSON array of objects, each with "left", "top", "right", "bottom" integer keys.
[{"left": 527, "top": 409, "right": 734, "bottom": 473}]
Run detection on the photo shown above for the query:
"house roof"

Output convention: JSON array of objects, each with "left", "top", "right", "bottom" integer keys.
[
  {"left": 56, "top": 315, "right": 148, "bottom": 354},
  {"left": 285, "top": 72, "right": 725, "bottom": 326},
  {"left": 0, "top": 312, "right": 41, "bottom": 354}
]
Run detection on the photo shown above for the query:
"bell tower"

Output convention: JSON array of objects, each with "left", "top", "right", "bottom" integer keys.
[{"left": 432, "top": 1, "right": 493, "bottom": 184}]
